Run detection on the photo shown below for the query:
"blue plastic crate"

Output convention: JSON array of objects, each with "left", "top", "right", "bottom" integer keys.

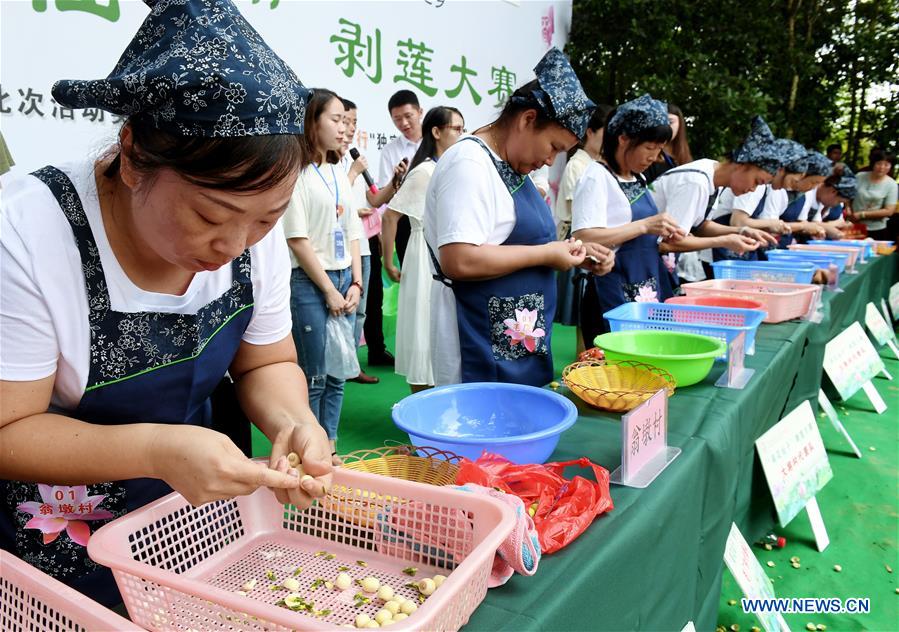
[
  {"left": 711, "top": 260, "right": 816, "bottom": 284},
  {"left": 808, "top": 239, "right": 872, "bottom": 259},
  {"left": 603, "top": 301, "right": 767, "bottom": 360},
  {"left": 766, "top": 250, "right": 848, "bottom": 274}
]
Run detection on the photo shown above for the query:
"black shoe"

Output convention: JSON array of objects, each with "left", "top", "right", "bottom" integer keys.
[
  {"left": 349, "top": 370, "right": 380, "bottom": 384},
  {"left": 368, "top": 350, "right": 395, "bottom": 367}
]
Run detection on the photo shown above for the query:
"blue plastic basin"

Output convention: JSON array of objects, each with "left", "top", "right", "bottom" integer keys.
[{"left": 391, "top": 382, "right": 578, "bottom": 464}]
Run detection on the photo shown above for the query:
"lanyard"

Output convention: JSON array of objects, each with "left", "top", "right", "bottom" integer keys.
[{"left": 311, "top": 163, "right": 340, "bottom": 217}]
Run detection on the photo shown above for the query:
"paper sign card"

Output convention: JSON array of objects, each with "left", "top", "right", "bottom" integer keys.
[
  {"left": 756, "top": 400, "right": 833, "bottom": 527},
  {"left": 716, "top": 331, "right": 755, "bottom": 389},
  {"left": 865, "top": 302, "right": 898, "bottom": 354},
  {"left": 890, "top": 283, "right": 899, "bottom": 321},
  {"left": 724, "top": 523, "right": 791, "bottom": 632},
  {"left": 610, "top": 389, "right": 680, "bottom": 488},
  {"left": 823, "top": 322, "right": 886, "bottom": 401}
]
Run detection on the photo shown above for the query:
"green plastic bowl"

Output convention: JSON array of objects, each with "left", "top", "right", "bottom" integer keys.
[{"left": 594, "top": 331, "right": 727, "bottom": 387}]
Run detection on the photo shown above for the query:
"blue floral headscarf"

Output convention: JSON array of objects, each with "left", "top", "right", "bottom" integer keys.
[
  {"left": 804, "top": 151, "right": 833, "bottom": 177},
  {"left": 52, "top": 0, "right": 309, "bottom": 137},
  {"left": 732, "top": 116, "right": 784, "bottom": 175},
  {"left": 516, "top": 48, "right": 596, "bottom": 139},
  {"left": 606, "top": 94, "right": 669, "bottom": 138},
  {"left": 833, "top": 169, "right": 857, "bottom": 200},
  {"left": 781, "top": 140, "right": 811, "bottom": 174}
]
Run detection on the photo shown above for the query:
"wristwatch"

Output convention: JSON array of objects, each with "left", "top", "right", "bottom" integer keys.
[{"left": 351, "top": 280, "right": 364, "bottom": 296}]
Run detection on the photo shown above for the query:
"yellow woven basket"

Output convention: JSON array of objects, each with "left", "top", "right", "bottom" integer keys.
[
  {"left": 339, "top": 445, "right": 462, "bottom": 486},
  {"left": 562, "top": 359, "right": 676, "bottom": 413},
  {"left": 876, "top": 244, "right": 896, "bottom": 255}
]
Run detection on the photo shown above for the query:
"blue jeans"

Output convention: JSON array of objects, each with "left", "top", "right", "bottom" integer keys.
[
  {"left": 290, "top": 266, "right": 354, "bottom": 440},
  {"left": 354, "top": 254, "right": 371, "bottom": 347}
]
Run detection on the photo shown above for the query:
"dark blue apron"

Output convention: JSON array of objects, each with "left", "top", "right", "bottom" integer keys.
[
  {"left": 823, "top": 203, "right": 843, "bottom": 221},
  {"left": 712, "top": 185, "right": 769, "bottom": 261},
  {"left": 429, "top": 137, "right": 556, "bottom": 387},
  {"left": 776, "top": 191, "right": 806, "bottom": 248},
  {"left": 1, "top": 166, "right": 254, "bottom": 607},
  {"left": 592, "top": 170, "right": 674, "bottom": 335}
]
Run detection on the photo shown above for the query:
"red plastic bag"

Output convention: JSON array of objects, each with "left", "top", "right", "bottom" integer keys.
[{"left": 455, "top": 452, "right": 613, "bottom": 554}]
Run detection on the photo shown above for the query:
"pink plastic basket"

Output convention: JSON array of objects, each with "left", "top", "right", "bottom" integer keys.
[
  {"left": 788, "top": 244, "right": 860, "bottom": 271},
  {"left": 681, "top": 279, "right": 822, "bottom": 323},
  {"left": 88, "top": 468, "right": 515, "bottom": 631},
  {"left": 0, "top": 550, "right": 143, "bottom": 631}
]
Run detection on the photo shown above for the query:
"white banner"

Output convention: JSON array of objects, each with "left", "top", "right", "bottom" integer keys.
[{"left": 1, "top": 0, "right": 571, "bottom": 198}]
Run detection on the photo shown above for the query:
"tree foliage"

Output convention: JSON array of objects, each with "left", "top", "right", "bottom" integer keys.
[{"left": 566, "top": 0, "right": 898, "bottom": 165}]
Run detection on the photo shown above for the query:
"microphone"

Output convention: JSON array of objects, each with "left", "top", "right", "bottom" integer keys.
[{"left": 349, "top": 148, "right": 378, "bottom": 194}]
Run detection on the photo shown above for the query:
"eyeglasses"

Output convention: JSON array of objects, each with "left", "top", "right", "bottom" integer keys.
[{"left": 442, "top": 125, "right": 466, "bottom": 133}]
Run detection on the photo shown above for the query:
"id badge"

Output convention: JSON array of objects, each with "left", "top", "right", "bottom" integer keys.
[{"left": 334, "top": 227, "right": 346, "bottom": 260}]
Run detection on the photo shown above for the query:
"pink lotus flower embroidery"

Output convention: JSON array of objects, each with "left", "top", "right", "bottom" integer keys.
[
  {"left": 634, "top": 285, "right": 658, "bottom": 303},
  {"left": 17, "top": 485, "right": 114, "bottom": 547},
  {"left": 503, "top": 308, "right": 546, "bottom": 353}
]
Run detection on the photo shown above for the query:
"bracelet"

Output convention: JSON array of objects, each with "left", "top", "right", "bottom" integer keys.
[
  {"left": 351, "top": 280, "right": 364, "bottom": 297},
  {"left": 738, "top": 226, "right": 749, "bottom": 235},
  {"left": 859, "top": 211, "right": 866, "bottom": 220}
]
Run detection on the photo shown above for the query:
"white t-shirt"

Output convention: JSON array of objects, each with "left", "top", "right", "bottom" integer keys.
[
  {"left": 759, "top": 186, "right": 789, "bottom": 221},
  {"left": 378, "top": 135, "right": 421, "bottom": 188},
  {"left": 554, "top": 148, "right": 593, "bottom": 225},
  {"left": 424, "top": 137, "right": 515, "bottom": 386},
  {"left": 571, "top": 161, "right": 633, "bottom": 233},
  {"left": 649, "top": 158, "right": 718, "bottom": 232},
  {"left": 708, "top": 186, "right": 767, "bottom": 222},
  {"left": 530, "top": 165, "right": 550, "bottom": 196},
  {"left": 339, "top": 152, "right": 371, "bottom": 257},
  {"left": 0, "top": 161, "right": 292, "bottom": 411},
  {"left": 282, "top": 162, "right": 363, "bottom": 270},
  {"left": 806, "top": 187, "right": 826, "bottom": 222}
]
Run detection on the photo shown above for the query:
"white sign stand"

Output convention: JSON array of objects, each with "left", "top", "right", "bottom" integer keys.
[
  {"left": 724, "top": 523, "right": 791, "bottom": 632},
  {"left": 756, "top": 401, "right": 833, "bottom": 551},
  {"left": 823, "top": 322, "right": 888, "bottom": 415},
  {"left": 817, "top": 390, "right": 861, "bottom": 458},
  {"left": 610, "top": 390, "right": 680, "bottom": 488},
  {"left": 864, "top": 302, "right": 899, "bottom": 364},
  {"left": 879, "top": 298, "right": 894, "bottom": 327},
  {"left": 715, "top": 331, "right": 755, "bottom": 389},
  {"left": 889, "top": 283, "right": 899, "bottom": 321}
]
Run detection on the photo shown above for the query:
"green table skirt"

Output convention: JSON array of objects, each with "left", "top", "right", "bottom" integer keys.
[{"left": 468, "top": 253, "right": 898, "bottom": 631}]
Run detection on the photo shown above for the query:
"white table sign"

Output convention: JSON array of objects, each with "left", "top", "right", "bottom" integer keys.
[
  {"left": 610, "top": 389, "right": 680, "bottom": 488},
  {"left": 755, "top": 401, "right": 833, "bottom": 550},
  {"left": 823, "top": 322, "right": 887, "bottom": 413},
  {"left": 715, "top": 331, "right": 755, "bottom": 389},
  {"left": 865, "top": 302, "right": 899, "bottom": 361},
  {"left": 890, "top": 283, "right": 899, "bottom": 321},
  {"left": 724, "top": 523, "right": 791, "bottom": 632}
]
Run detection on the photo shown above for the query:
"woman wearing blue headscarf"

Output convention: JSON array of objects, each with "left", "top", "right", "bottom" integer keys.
[
  {"left": 424, "top": 48, "right": 614, "bottom": 388},
  {"left": 572, "top": 94, "right": 686, "bottom": 341},
  {"left": 0, "top": 0, "right": 330, "bottom": 605}
]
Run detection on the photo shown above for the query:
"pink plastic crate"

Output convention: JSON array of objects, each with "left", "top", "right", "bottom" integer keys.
[
  {"left": 0, "top": 550, "right": 143, "bottom": 631},
  {"left": 681, "top": 279, "right": 822, "bottom": 323},
  {"left": 788, "top": 244, "right": 860, "bottom": 271},
  {"left": 88, "top": 468, "right": 515, "bottom": 631}
]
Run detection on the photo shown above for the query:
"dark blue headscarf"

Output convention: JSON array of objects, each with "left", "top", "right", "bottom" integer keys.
[
  {"left": 804, "top": 151, "right": 833, "bottom": 177},
  {"left": 514, "top": 48, "right": 596, "bottom": 139},
  {"left": 732, "top": 116, "right": 783, "bottom": 175},
  {"left": 606, "top": 94, "right": 669, "bottom": 138},
  {"left": 52, "top": 0, "right": 309, "bottom": 137}
]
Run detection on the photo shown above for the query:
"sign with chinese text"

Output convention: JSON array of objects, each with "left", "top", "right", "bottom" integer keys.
[
  {"left": 865, "top": 302, "right": 899, "bottom": 359},
  {"left": 0, "top": 0, "right": 572, "bottom": 206},
  {"left": 610, "top": 389, "right": 680, "bottom": 488},
  {"left": 822, "top": 322, "right": 885, "bottom": 402},
  {"left": 723, "top": 523, "right": 791, "bottom": 632},
  {"left": 889, "top": 284, "right": 899, "bottom": 321},
  {"left": 755, "top": 401, "right": 832, "bottom": 527}
]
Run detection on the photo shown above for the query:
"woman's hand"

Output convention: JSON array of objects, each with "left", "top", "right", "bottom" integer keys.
[
  {"left": 150, "top": 425, "right": 301, "bottom": 507},
  {"left": 348, "top": 155, "right": 369, "bottom": 182},
  {"left": 543, "top": 239, "right": 587, "bottom": 271},
  {"left": 344, "top": 284, "right": 362, "bottom": 313},
  {"left": 764, "top": 219, "right": 790, "bottom": 234},
  {"left": 580, "top": 242, "right": 615, "bottom": 276},
  {"left": 267, "top": 422, "right": 333, "bottom": 510},
  {"left": 739, "top": 226, "right": 778, "bottom": 247},
  {"left": 391, "top": 159, "right": 409, "bottom": 191},
  {"left": 641, "top": 214, "right": 686, "bottom": 241},
  {"left": 719, "top": 234, "right": 761, "bottom": 254},
  {"left": 357, "top": 207, "right": 375, "bottom": 218},
  {"left": 384, "top": 263, "right": 401, "bottom": 283},
  {"left": 326, "top": 287, "right": 348, "bottom": 317}
]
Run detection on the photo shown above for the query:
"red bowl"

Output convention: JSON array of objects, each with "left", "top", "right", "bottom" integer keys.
[{"left": 665, "top": 295, "right": 766, "bottom": 311}]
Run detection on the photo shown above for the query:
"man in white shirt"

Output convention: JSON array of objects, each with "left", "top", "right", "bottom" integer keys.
[{"left": 363, "top": 90, "right": 423, "bottom": 367}]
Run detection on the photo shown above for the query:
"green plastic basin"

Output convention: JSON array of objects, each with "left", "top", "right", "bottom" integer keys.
[{"left": 594, "top": 330, "right": 727, "bottom": 387}]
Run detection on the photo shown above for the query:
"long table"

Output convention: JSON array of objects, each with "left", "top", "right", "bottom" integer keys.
[{"left": 469, "top": 253, "right": 898, "bottom": 631}]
